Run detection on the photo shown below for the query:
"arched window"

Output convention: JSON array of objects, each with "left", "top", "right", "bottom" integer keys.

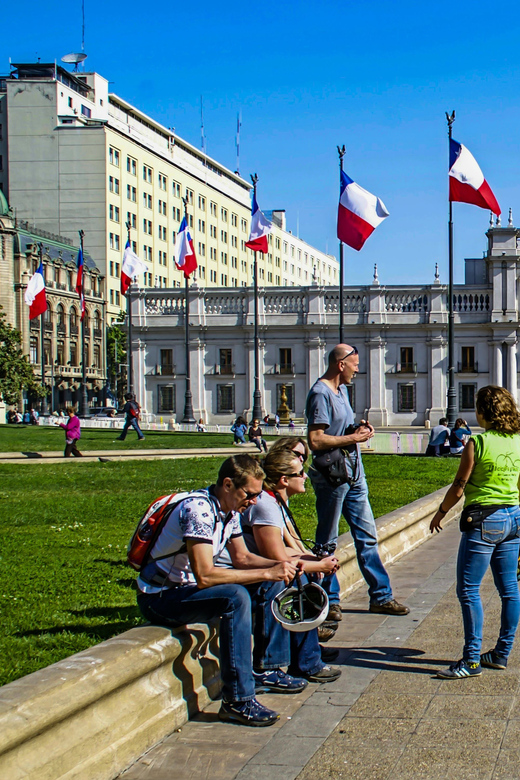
[
  {"left": 70, "top": 307, "right": 78, "bottom": 333},
  {"left": 57, "top": 304, "right": 65, "bottom": 327},
  {"left": 84, "top": 311, "right": 90, "bottom": 329},
  {"left": 94, "top": 310, "right": 101, "bottom": 334}
]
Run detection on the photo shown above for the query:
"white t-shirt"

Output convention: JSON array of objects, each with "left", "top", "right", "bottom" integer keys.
[{"left": 137, "top": 488, "right": 243, "bottom": 593}]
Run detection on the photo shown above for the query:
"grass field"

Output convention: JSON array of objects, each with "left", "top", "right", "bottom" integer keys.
[
  {"left": 0, "top": 424, "right": 262, "bottom": 452},
  {"left": 0, "top": 454, "right": 459, "bottom": 686}
]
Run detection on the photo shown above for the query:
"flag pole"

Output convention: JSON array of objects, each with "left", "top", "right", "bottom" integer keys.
[
  {"left": 446, "top": 111, "right": 457, "bottom": 428},
  {"left": 181, "top": 196, "right": 195, "bottom": 423},
  {"left": 38, "top": 242, "right": 48, "bottom": 416},
  {"left": 79, "top": 229, "right": 89, "bottom": 418},
  {"left": 251, "top": 173, "right": 263, "bottom": 423},
  {"left": 125, "top": 221, "right": 134, "bottom": 396},
  {"left": 337, "top": 145, "right": 346, "bottom": 344}
]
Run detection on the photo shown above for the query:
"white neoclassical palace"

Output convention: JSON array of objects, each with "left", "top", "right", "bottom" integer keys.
[{"left": 131, "top": 221, "right": 519, "bottom": 427}]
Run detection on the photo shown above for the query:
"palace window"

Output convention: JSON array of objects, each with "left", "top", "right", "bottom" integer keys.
[
  {"left": 398, "top": 383, "right": 416, "bottom": 412},
  {"left": 217, "top": 384, "right": 235, "bottom": 413}
]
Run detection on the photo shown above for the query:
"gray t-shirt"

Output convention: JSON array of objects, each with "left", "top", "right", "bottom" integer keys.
[
  {"left": 305, "top": 380, "right": 355, "bottom": 447},
  {"left": 241, "top": 491, "right": 286, "bottom": 556}
]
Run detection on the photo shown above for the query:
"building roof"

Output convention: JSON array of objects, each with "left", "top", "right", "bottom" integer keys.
[{"left": 16, "top": 228, "right": 99, "bottom": 272}]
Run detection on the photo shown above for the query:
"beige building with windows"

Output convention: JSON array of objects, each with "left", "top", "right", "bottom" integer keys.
[{"left": 0, "top": 62, "right": 338, "bottom": 323}]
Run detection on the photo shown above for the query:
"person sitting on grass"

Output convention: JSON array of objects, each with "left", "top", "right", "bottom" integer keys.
[
  {"left": 431, "top": 386, "right": 520, "bottom": 679},
  {"left": 231, "top": 416, "right": 247, "bottom": 445},
  {"left": 449, "top": 418, "right": 472, "bottom": 456},
  {"left": 58, "top": 407, "right": 83, "bottom": 458},
  {"left": 136, "top": 454, "right": 308, "bottom": 727},
  {"left": 248, "top": 419, "right": 268, "bottom": 453}
]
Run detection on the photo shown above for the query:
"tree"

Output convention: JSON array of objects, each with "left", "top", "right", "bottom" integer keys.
[
  {"left": 106, "top": 313, "right": 127, "bottom": 405},
  {"left": 0, "top": 307, "right": 46, "bottom": 405}
]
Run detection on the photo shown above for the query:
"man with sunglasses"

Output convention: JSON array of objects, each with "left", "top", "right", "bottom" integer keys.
[
  {"left": 136, "top": 454, "right": 304, "bottom": 727},
  {"left": 306, "top": 344, "right": 410, "bottom": 618}
]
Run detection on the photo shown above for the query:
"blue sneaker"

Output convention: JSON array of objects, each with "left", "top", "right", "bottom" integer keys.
[
  {"left": 253, "top": 668, "right": 308, "bottom": 694},
  {"left": 480, "top": 649, "right": 508, "bottom": 670},
  {"left": 437, "top": 658, "right": 482, "bottom": 679},
  {"left": 218, "top": 697, "right": 279, "bottom": 727}
]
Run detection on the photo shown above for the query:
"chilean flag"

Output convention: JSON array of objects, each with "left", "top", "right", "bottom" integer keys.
[
  {"left": 449, "top": 138, "right": 500, "bottom": 215},
  {"left": 174, "top": 217, "right": 198, "bottom": 277},
  {"left": 121, "top": 240, "right": 148, "bottom": 294},
  {"left": 245, "top": 194, "right": 271, "bottom": 253},
  {"left": 24, "top": 262, "right": 47, "bottom": 320},
  {"left": 337, "top": 170, "right": 389, "bottom": 251},
  {"left": 76, "top": 246, "right": 85, "bottom": 321}
]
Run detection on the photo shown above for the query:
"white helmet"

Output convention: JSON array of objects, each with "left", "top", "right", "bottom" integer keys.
[{"left": 271, "top": 573, "right": 329, "bottom": 632}]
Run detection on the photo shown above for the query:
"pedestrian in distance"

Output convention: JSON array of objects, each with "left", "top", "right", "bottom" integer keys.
[
  {"left": 116, "top": 392, "right": 145, "bottom": 441},
  {"left": 58, "top": 407, "right": 83, "bottom": 458},
  {"left": 196, "top": 418, "right": 206, "bottom": 432},
  {"left": 306, "top": 344, "right": 409, "bottom": 618},
  {"left": 449, "top": 418, "right": 472, "bottom": 455},
  {"left": 274, "top": 413, "right": 281, "bottom": 431},
  {"left": 425, "top": 417, "right": 450, "bottom": 457},
  {"left": 431, "top": 386, "right": 520, "bottom": 679},
  {"left": 248, "top": 419, "right": 268, "bottom": 452}
]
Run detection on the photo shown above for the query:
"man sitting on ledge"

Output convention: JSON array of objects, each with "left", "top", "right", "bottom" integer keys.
[{"left": 136, "top": 454, "right": 304, "bottom": 727}]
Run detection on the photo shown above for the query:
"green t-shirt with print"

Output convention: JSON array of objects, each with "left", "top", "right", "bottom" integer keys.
[{"left": 464, "top": 430, "right": 520, "bottom": 507}]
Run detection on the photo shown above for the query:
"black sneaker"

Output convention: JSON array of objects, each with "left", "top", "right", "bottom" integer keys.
[
  {"left": 253, "top": 668, "right": 308, "bottom": 694},
  {"left": 218, "top": 697, "right": 279, "bottom": 727},
  {"left": 303, "top": 665, "right": 342, "bottom": 683},
  {"left": 369, "top": 599, "right": 410, "bottom": 616},
  {"left": 437, "top": 658, "right": 482, "bottom": 679},
  {"left": 480, "top": 650, "right": 508, "bottom": 670}
]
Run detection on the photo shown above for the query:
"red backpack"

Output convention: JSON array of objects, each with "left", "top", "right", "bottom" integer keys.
[{"left": 127, "top": 491, "right": 216, "bottom": 572}]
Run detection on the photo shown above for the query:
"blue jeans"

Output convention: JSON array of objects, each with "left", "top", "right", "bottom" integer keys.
[
  {"left": 119, "top": 417, "right": 144, "bottom": 440},
  {"left": 247, "top": 578, "right": 323, "bottom": 676},
  {"left": 137, "top": 583, "right": 256, "bottom": 702},
  {"left": 456, "top": 506, "right": 520, "bottom": 662},
  {"left": 309, "top": 454, "right": 393, "bottom": 606}
]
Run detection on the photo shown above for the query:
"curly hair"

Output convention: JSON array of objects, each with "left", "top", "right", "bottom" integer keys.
[{"left": 475, "top": 385, "right": 520, "bottom": 434}]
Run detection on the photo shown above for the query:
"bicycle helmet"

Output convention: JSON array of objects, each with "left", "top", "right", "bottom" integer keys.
[{"left": 271, "top": 572, "right": 329, "bottom": 632}]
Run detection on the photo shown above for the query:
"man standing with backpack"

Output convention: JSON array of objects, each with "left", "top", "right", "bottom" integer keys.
[
  {"left": 116, "top": 392, "right": 145, "bottom": 441},
  {"left": 135, "top": 454, "right": 305, "bottom": 727}
]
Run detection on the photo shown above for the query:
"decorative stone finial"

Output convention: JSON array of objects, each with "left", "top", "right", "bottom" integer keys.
[
  {"left": 509, "top": 208, "right": 513, "bottom": 226},
  {"left": 372, "top": 264, "right": 379, "bottom": 284},
  {"left": 496, "top": 214, "right": 501, "bottom": 227},
  {"left": 434, "top": 262, "right": 440, "bottom": 283},
  {"left": 312, "top": 265, "right": 317, "bottom": 283},
  {"left": 489, "top": 211, "right": 494, "bottom": 227}
]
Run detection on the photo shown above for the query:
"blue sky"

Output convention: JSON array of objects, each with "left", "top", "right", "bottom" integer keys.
[{"left": 2, "top": 0, "right": 519, "bottom": 284}]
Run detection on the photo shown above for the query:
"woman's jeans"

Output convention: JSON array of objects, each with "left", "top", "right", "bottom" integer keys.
[
  {"left": 457, "top": 506, "right": 520, "bottom": 662},
  {"left": 309, "top": 455, "right": 393, "bottom": 606}
]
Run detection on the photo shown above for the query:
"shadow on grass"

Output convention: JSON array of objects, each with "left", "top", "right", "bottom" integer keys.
[
  {"left": 15, "top": 605, "right": 143, "bottom": 640},
  {"left": 21, "top": 452, "right": 44, "bottom": 458}
]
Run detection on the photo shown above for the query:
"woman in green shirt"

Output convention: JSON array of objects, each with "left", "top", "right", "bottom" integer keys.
[{"left": 430, "top": 385, "right": 520, "bottom": 679}]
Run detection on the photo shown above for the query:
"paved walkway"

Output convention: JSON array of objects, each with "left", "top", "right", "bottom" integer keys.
[
  {"left": 0, "top": 444, "right": 261, "bottom": 465},
  {"left": 117, "top": 518, "right": 520, "bottom": 780}
]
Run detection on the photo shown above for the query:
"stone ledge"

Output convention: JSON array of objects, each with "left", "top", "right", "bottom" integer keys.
[{"left": 0, "top": 485, "right": 460, "bottom": 780}]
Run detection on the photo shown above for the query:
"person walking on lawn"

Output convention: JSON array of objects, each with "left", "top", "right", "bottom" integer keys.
[
  {"left": 116, "top": 392, "right": 145, "bottom": 441},
  {"left": 59, "top": 407, "right": 83, "bottom": 458}
]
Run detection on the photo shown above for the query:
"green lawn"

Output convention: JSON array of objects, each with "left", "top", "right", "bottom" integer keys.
[
  {"left": 0, "top": 455, "right": 458, "bottom": 686},
  {"left": 0, "top": 425, "right": 260, "bottom": 452}
]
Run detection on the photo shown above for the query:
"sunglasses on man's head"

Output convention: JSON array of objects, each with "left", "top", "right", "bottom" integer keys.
[{"left": 337, "top": 346, "right": 358, "bottom": 361}]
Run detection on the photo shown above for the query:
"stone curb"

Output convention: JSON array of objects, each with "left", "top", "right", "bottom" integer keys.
[{"left": 0, "top": 486, "right": 460, "bottom": 780}]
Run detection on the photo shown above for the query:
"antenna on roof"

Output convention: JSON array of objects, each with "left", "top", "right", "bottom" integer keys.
[
  {"left": 61, "top": 52, "right": 88, "bottom": 72},
  {"left": 81, "top": 0, "right": 86, "bottom": 53},
  {"left": 235, "top": 111, "right": 242, "bottom": 175},
  {"left": 200, "top": 96, "right": 206, "bottom": 156}
]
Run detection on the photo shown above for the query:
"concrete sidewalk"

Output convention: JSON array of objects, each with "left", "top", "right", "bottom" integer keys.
[{"left": 117, "top": 518, "right": 519, "bottom": 780}]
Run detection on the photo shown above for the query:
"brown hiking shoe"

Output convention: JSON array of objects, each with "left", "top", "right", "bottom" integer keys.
[
  {"left": 317, "top": 624, "right": 337, "bottom": 643},
  {"left": 369, "top": 599, "right": 410, "bottom": 616},
  {"left": 327, "top": 604, "right": 343, "bottom": 622}
]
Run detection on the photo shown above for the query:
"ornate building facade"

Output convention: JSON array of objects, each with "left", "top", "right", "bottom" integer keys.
[
  {"left": 129, "top": 221, "right": 518, "bottom": 427},
  {"left": 0, "top": 192, "right": 107, "bottom": 411}
]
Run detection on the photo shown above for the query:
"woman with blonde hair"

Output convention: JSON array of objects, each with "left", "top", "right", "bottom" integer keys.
[
  {"left": 431, "top": 386, "right": 520, "bottom": 679},
  {"left": 241, "top": 446, "right": 342, "bottom": 683}
]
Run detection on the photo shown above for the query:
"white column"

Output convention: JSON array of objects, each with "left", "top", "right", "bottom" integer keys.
[
  {"left": 508, "top": 341, "right": 517, "bottom": 399},
  {"left": 366, "top": 335, "right": 387, "bottom": 426}
]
